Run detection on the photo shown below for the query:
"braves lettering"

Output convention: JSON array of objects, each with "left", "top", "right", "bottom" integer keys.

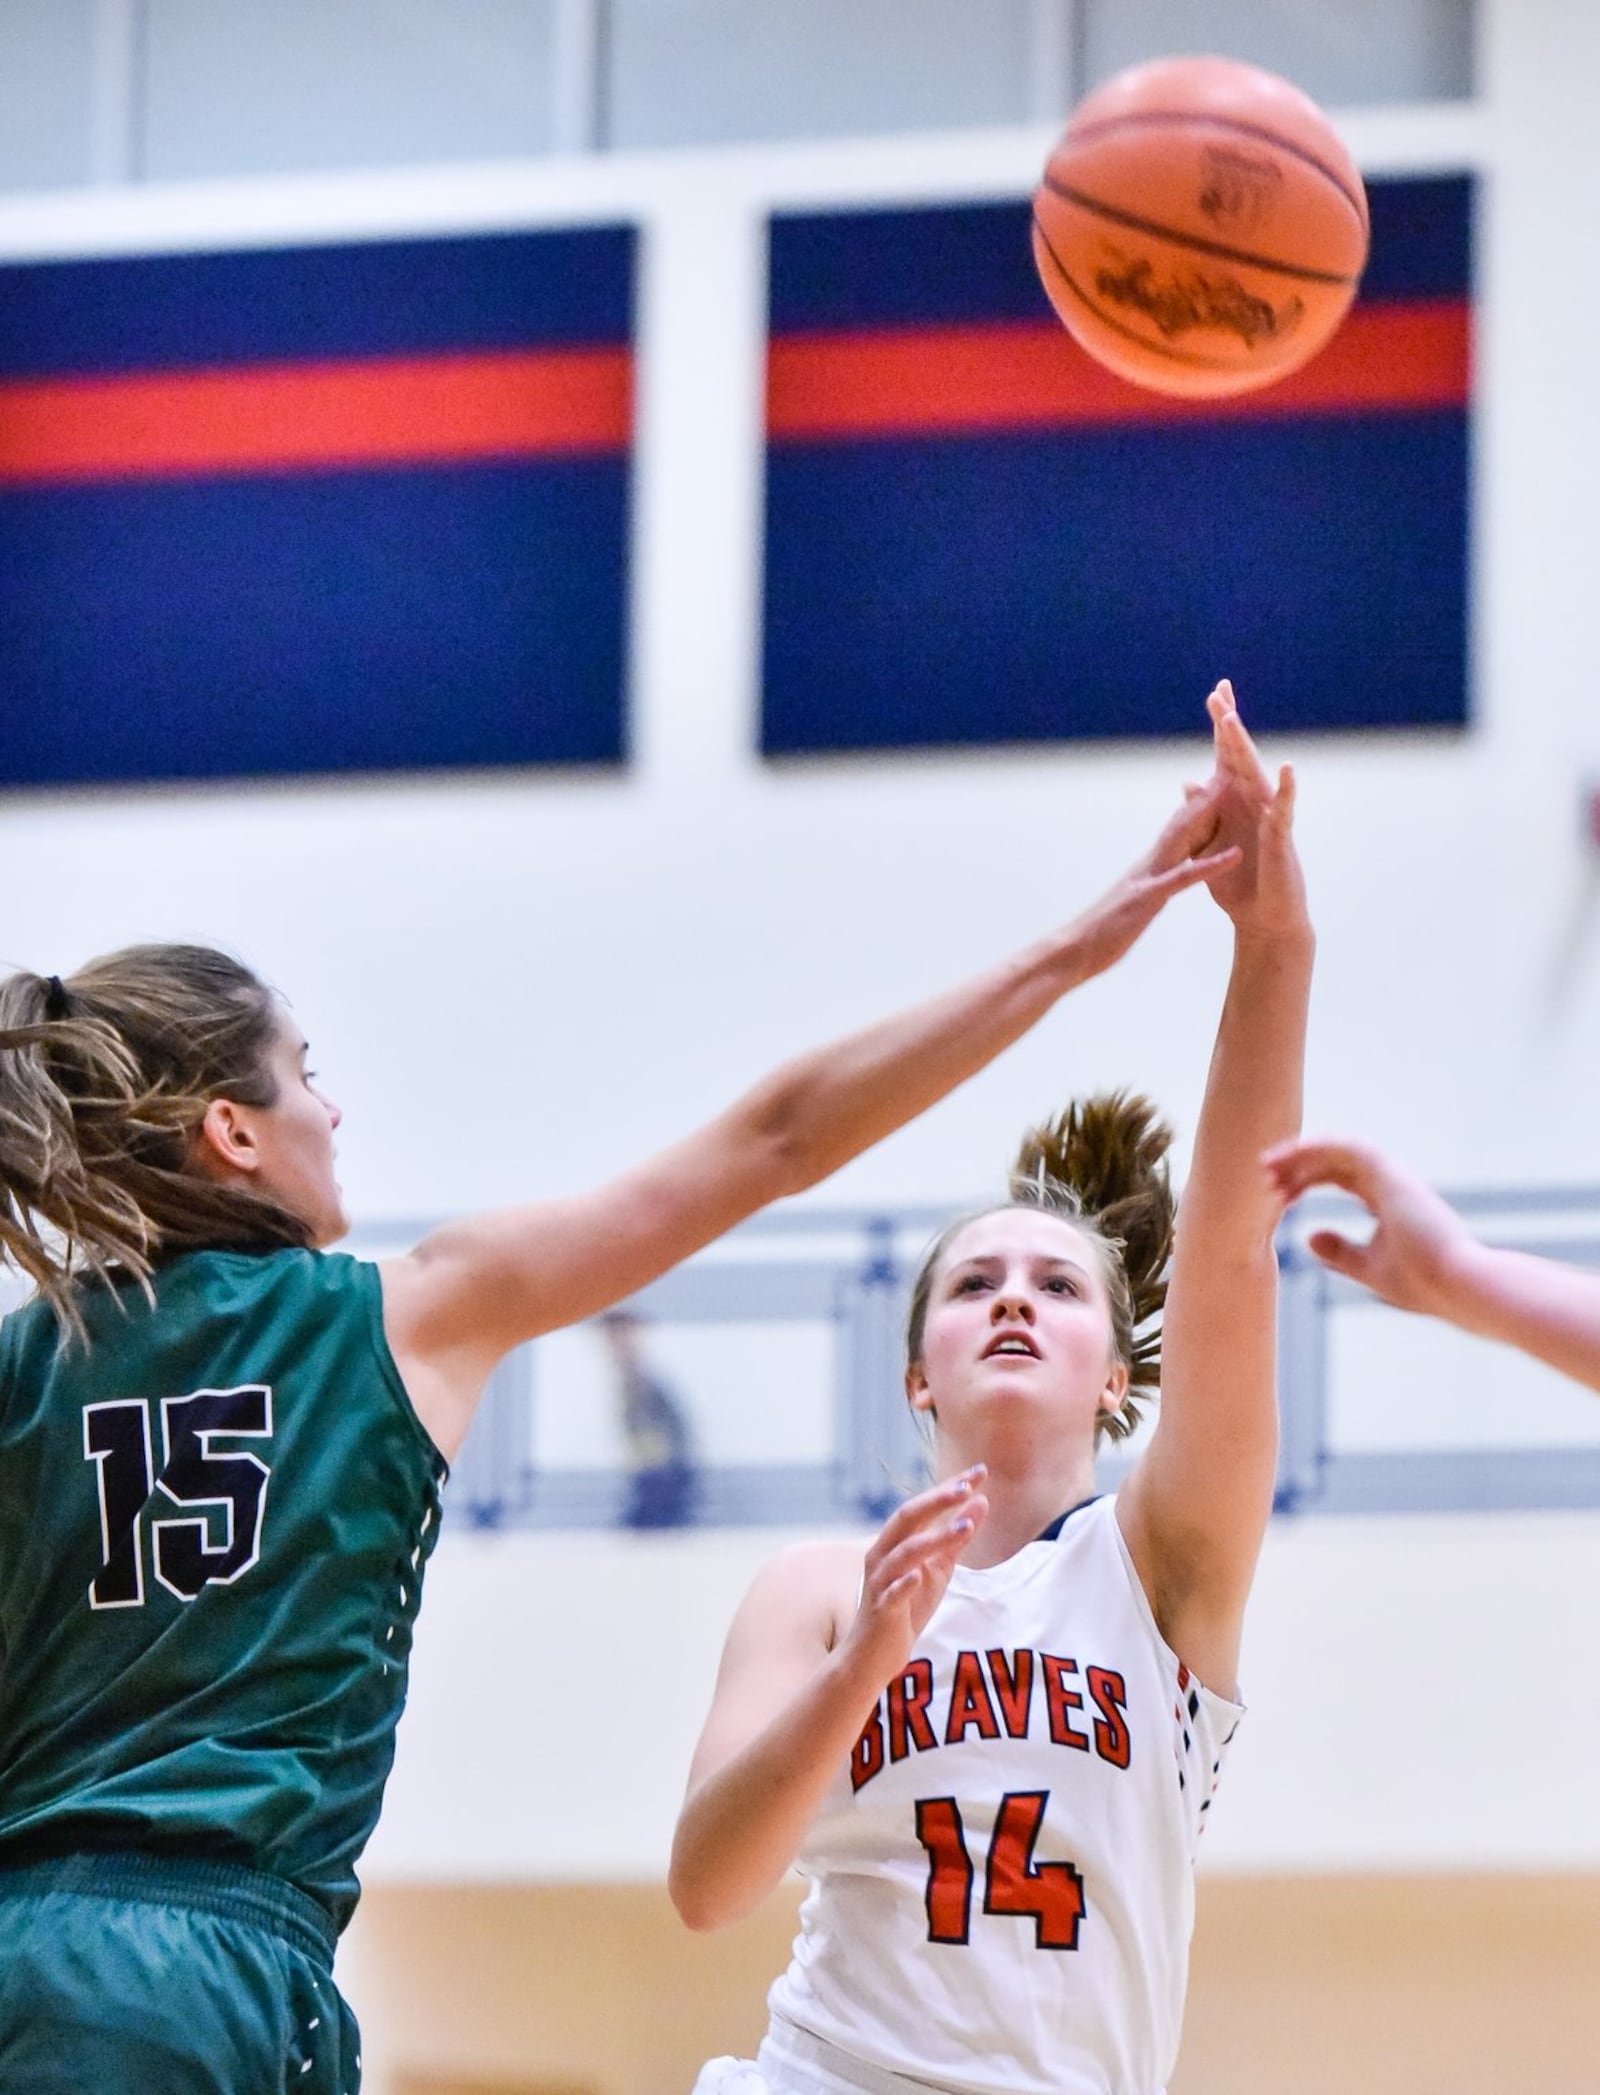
[
  {"left": 853, "top": 1649, "right": 1132, "bottom": 1792},
  {"left": 944, "top": 1649, "right": 1001, "bottom": 1745}
]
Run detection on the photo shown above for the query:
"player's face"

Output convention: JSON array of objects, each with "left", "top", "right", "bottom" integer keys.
[
  {"left": 908, "top": 1208, "right": 1126, "bottom": 1454},
  {"left": 250, "top": 1005, "right": 347, "bottom": 1247}
]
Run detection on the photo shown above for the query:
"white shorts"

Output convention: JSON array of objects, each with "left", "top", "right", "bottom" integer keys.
[
  {"left": 692, "top": 2018, "right": 966, "bottom": 2095},
  {"left": 690, "top": 2017, "right": 1168, "bottom": 2095},
  {"left": 691, "top": 2063, "right": 772, "bottom": 2095}
]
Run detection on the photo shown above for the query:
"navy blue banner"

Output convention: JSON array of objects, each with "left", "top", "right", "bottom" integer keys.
[
  {"left": 0, "top": 465, "right": 627, "bottom": 785},
  {"left": 768, "top": 178, "right": 1470, "bottom": 328},
  {"left": 762, "top": 175, "right": 1472, "bottom": 755},
  {"left": 0, "top": 227, "right": 635, "bottom": 378},
  {"left": 0, "top": 225, "right": 634, "bottom": 789}
]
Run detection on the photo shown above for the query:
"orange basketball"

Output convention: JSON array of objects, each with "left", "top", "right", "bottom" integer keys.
[{"left": 1032, "top": 54, "right": 1369, "bottom": 398}]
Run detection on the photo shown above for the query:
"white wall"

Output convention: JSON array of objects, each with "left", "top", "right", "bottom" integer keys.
[
  {"left": 361, "top": 1508, "right": 1600, "bottom": 1884},
  {"left": 0, "top": 69, "right": 1552, "bottom": 1228},
  {"left": 2, "top": 0, "right": 1599, "bottom": 1887}
]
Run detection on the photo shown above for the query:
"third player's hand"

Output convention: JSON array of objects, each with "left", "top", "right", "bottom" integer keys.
[{"left": 1264, "top": 1136, "right": 1479, "bottom": 1317}]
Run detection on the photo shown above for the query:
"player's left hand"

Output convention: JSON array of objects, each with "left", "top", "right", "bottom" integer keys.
[{"left": 1193, "top": 681, "right": 1308, "bottom": 940}]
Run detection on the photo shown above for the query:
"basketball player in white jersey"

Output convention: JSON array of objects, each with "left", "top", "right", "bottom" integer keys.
[
  {"left": 672, "top": 686, "right": 1310, "bottom": 2095},
  {"left": 1264, "top": 1137, "right": 1600, "bottom": 1393}
]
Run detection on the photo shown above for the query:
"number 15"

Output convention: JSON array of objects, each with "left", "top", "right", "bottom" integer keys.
[{"left": 82, "top": 1386, "right": 273, "bottom": 1609}]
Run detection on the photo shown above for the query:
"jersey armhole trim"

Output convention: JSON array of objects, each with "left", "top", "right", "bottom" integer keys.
[
  {"left": 1105, "top": 1495, "right": 1244, "bottom": 1718},
  {"left": 353, "top": 1256, "right": 450, "bottom": 1481}
]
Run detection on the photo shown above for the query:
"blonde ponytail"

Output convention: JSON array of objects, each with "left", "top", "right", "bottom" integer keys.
[{"left": 1008, "top": 1092, "right": 1174, "bottom": 1441}]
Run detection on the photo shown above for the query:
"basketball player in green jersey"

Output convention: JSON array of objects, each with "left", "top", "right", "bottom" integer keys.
[{"left": 0, "top": 707, "right": 1249, "bottom": 2095}]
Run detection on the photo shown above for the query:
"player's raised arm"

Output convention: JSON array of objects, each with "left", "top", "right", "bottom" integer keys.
[
  {"left": 380, "top": 784, "right": 1241, "bottom": 1457},
  {"left": 1266, "top": 1138, "right": 1600, "bottom": 1395},
  {"left": 1117, "top": 685, "right": 1313, "bottom": 1699}
]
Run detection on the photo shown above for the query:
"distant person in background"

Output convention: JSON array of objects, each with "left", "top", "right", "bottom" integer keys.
[
  {"left": 673, "top": 688, "right": 1310, "bottom": 2095},
  {"left": 0, "top": 714, "right": 1241, "bottom": 2095},
  {"left": 1265, "top": 1138, "right": 1600, "bottom": 1393},
  {"left": 599, "top": 1308, "right": 699, "bottom": 1528}
]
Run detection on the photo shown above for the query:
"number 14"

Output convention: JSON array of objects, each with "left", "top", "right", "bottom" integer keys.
[{"left": 915, "top": 1791, "right": 1086, "bottom": 1950}]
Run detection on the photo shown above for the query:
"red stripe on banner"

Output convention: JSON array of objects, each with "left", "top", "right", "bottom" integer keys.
[
  {"left": 0, "top": 346, "right": 633, "bottom": 484},
  {"left": 768, "top": 300, "right": 1469, "bottom": 440}
]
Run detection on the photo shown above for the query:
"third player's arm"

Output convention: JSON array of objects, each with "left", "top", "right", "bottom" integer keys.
[{"left": 1266, "top": 1138, "right": 1600, "bottom": 1394}]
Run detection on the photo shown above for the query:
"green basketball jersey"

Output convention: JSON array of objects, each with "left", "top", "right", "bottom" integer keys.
[{"left": 0, "top": 1248, "right": 446, "bottom": 1931}]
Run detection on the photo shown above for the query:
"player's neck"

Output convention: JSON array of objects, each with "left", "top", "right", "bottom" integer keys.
[{"left": 954, "top": 1453, "right": 1097, "bottom": 1568}]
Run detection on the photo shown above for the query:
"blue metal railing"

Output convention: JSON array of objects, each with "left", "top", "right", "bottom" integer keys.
[
  {"left": 5, "top": 1186, "right": 1579, "bottom": 1535},
  {"left": 402, "top": 1186, "right": 1600, "bottom": 1528}
]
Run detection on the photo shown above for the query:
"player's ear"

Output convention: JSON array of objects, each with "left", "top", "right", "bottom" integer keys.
[
  {"left": 1097, "top": 1358, "right": 1130, "bottom": 1417},
  {"left": 195, "top": 1097, "right": 263, "bottom": 1179},
  {"left": 906, "top": 1362, "right": 935, "bottom": 1418}
]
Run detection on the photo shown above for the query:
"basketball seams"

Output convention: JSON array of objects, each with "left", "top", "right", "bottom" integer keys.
[
  {"left": 1038, "top": 174, "right": 1361, "bottom": 287},
  {"left": 1060, "top": 109, "right": 1367, "bottom": 225},
  {"left": 1031, "top": 211, "right": 1266, "bottom": 376}
]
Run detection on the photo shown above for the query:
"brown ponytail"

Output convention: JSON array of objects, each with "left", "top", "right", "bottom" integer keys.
[
  {"left": 906, "top": 1091, "right": 1176, "bottom": 1445},
  {"left": 0, "top": 946, "right": 312, "bottom": 1338}
]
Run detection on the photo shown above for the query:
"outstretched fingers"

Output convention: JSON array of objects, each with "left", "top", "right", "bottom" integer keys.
[
  {"left": 1262, "top": 1137, "right": 1388, "bottom": 1286},
  {"left": 1148, "top": 769, "right": 1237, "bottom": 868},
  {"left": 1249, "top": 760, "right": 1305, "bottom": 914},
  {"left": 1205, "top": 678, "right": 1238, "bottom": 741},
  {"left": 1207, "top": 680, "right": 1271, "bottom": 791},
  {"left": 877, "top": 1505, "right": 987, "bottom": 1605},
  {"left": 863, "top": 1469, "right": 985, "bottom": 1588},
  {"left": 1304, "top": 1227, "right": 1373, "bottom": 1281},
  {"left": 1263, "top": 1136, "right": 1385, "bottom": 1210},
  {"left": 1144, "top": 842, "right": 1243, "bottom": 902},
  {"left": 1135, "top": 773, "right": 1245, "bottom": 901}
]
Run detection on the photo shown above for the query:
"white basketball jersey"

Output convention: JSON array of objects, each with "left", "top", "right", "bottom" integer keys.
[{"left": 765, "top": 1495, "right": 1242, "bottom": 2095}]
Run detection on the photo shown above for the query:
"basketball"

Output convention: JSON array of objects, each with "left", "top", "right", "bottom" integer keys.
[{"left": 1031, "top": 54, "right": 1369, "bottom": 398}]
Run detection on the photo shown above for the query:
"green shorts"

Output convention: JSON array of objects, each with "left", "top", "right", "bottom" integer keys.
[{"left": 0, "top": 1850, "right": 359, "bottom": 2095}]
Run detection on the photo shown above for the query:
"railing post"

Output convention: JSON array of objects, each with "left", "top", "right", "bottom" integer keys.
[
  {"left": 1273, "top": 1233, "right": 1329, "bottom": 1513},
  {"left": 838, "top": 1216, "right": 918, "bottom": 1521}
]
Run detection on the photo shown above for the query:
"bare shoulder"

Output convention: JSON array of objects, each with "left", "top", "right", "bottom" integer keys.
[{"left": 734, "top": 1533, "right": 868, "bottom": 1652}]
